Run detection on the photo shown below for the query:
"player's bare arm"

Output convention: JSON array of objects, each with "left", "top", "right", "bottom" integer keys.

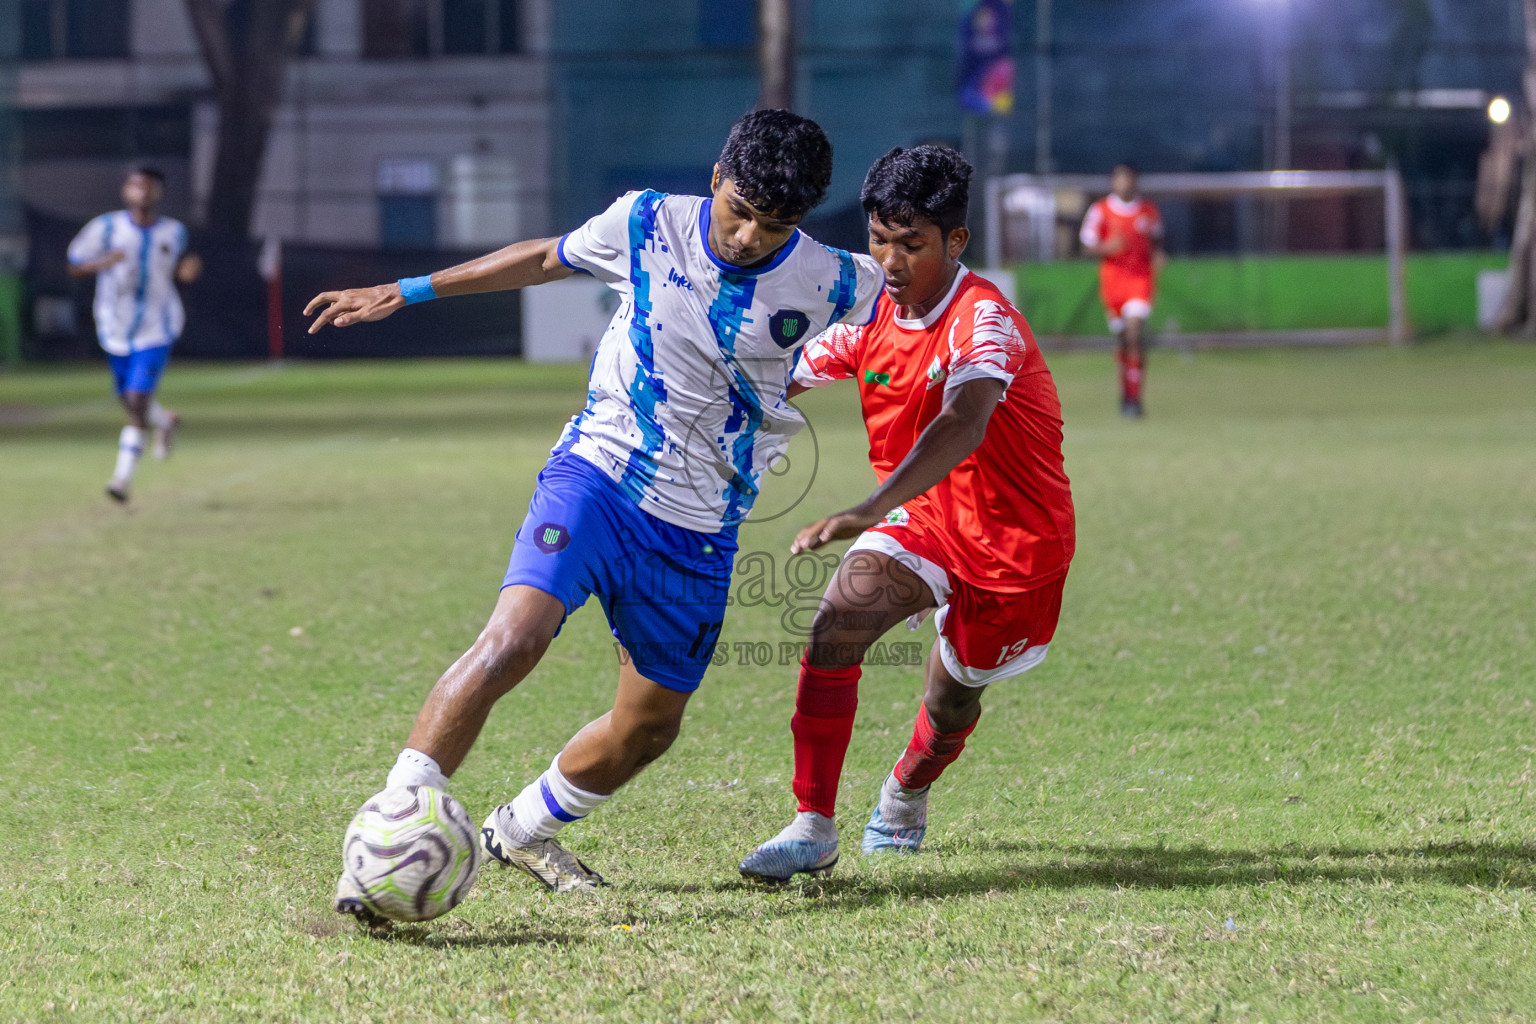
[
  {"left": 304, "top": 235, "right": 573, "bottom": 333},
  {"left": 1087, "top": 233, "right": 1127, "bottom": 258},
  {"left": 791, "top": 376, "right": 1005, "bottom": 553},
  {"left": 175, "top": 253, "right": 203, "bottom": 285},
  {"left": 67, "top": 250, "right": 126, "bottom": 277}
]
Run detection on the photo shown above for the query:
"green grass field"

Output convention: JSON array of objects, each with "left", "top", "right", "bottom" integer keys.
[{"left": 3, "top": 342, "right": 1536, "bottom": 1023}]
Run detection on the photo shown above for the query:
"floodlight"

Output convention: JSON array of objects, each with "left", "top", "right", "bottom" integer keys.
[{"left": 1489, "top": 96, "right": 1512, "bottom": 124}]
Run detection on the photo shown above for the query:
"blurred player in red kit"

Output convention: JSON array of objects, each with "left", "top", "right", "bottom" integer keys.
[{"left": 1080, "top": 163, "right": 1164, "bottom": 417}]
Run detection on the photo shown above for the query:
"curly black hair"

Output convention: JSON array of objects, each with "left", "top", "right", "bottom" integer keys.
[
  {"left": 860, "top": 145, "right": 973, "bottom": 237},
  {"left": 715, "top": 109, "right": 833, "bottom": 222}
]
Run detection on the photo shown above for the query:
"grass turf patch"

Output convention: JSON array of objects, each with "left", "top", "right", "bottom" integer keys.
[{"left": 2, "top": 342, "right": 1535, "bottom": 1022}]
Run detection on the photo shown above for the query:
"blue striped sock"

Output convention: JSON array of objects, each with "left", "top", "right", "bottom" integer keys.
[
  {"left": 113, "top": 425, "right": 144, "bottom": 482},
  {"left": 506, "top": 756, "right": 610, "bottom": 842}
]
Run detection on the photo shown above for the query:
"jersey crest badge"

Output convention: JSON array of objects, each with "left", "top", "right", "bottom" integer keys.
[
  {"left": 883, "top": 505, "right": 910, "bottom": 526},
  {"left": 534, "top": 522, "right": 571, "bottom": 554},
  {"left": 925, "top": 356, "right": 947, "bottom": 389},
  {"left": 769, "top": 309, "right": 810, "bottom": 349}
]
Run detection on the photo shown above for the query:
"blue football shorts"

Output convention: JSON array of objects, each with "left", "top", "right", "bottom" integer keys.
[
  {"left": 108, "top": 345, "right": 172, "bottom": 396},
  {"left": 502, "top": 451, "right": 737, "bottom": 692}
]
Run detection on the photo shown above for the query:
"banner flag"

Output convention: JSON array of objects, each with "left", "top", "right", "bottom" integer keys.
[{"left": 958, "top": 0, "right": 1014, "bottom": 115}]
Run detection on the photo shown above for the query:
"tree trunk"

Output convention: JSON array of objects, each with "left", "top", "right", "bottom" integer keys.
[
  {"left": 185, "top": 0, "right": 315, "bottom": 237},
  {"left": 1497, "top": 0, "right": 1536, "bottom": 334},
  {"left": 756, "top": 0, "right": 796, "bottom": 111}
]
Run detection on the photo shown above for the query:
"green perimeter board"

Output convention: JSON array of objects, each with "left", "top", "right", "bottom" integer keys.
[
  {"left": 0, "top": 273, "right": 21, "bottom": 364},
  {"left": 1012, "top": 252, "right": 1508, "bottom": 337}
]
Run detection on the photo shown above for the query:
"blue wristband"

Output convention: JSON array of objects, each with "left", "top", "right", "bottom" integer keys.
[{"left": 398, "top": 276, "right": 438, "bottom": 305}]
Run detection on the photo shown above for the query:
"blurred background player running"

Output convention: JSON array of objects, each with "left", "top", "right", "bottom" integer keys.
[
  {"left": 1079, "top": 163, "right": 1165, "bottom": 418},
  {"left": 67, "top": 167, "right": 202, "bottom": 502}
]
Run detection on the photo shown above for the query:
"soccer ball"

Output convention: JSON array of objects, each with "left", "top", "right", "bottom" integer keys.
[{"left": 342, "top": 786, "right": 481, "bottom": 922}]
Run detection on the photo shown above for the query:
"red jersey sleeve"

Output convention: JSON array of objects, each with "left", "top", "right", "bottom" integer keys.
[
  {"left": 944, "top": 294, "right": 1030, "bottom": 399},
  {"left": 793, "top": 321, "right": 866, "bottom": 389}
]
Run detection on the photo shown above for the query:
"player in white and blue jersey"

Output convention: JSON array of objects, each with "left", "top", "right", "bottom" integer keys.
[
  {"left": 68, "top": 167, "right": 202, "bottom": 503},
  {"left": 307, "top": 110, "right": 882, "bottom": 907}
]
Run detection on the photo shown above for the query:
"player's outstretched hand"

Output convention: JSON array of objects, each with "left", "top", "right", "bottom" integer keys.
[
  {"left": 304, "top": 284, "right": 406, "bottom": 334},
  {"left": 790, "top": 507, "right": 884, "bottom": 554}
]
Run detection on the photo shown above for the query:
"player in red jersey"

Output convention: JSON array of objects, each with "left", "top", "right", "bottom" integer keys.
[
  {"left": 739, "top": 145, "right": 1075, "bottom": 881},
  {"left": 1080, "top": 163, "right": 1164, "bottom": 417}
]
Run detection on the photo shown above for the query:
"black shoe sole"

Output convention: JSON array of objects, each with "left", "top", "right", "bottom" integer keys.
[{"left": 335, "top": 896, "right": 393, "bottom": 934}]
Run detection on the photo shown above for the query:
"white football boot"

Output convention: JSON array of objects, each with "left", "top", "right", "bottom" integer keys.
[
  {"left": 738, "top": 811, "right": 839, "bottom": 883},
  {"left": 152, "top": 412, "right": 181, "bottom": 460},
  {"left": 480, "top": 806, "right": 607, "bottom": 893}
]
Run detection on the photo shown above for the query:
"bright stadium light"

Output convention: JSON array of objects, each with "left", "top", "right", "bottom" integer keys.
[
  {"left": 1249, "top": 0, "right": 1293, "bottom": 169},
  {"left": 1489, "top": 96, "right": 1512, "bottom": 124}
]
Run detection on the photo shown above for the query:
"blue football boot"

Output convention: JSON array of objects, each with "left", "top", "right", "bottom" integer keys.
[
  {"left": 739, "top": 814, "right": 839, "bottom": 883},
  {"left": 862, "top": 776, "right": 928, "bottom": 854}
]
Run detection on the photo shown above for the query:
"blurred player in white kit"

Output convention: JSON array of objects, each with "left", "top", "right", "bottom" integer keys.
[{"left": 68, "top": 167, "right": 202, "bottom": 502}]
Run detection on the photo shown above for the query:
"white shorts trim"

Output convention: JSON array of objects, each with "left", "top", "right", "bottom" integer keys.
[
  {"left": 845, "top": 529, "right": 952, "bottom": 608},
  {"left": 936, "top": 604, "right": 1051, "bottom": 687},
  {"left": 846, "top": 530, "right": 1051, "bottom": 687},
  {"left": 1108, "top": 298, "right": 1152, "bottom": 333}
]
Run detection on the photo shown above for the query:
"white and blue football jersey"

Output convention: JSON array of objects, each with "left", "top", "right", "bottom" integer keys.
[
  {"left": 552, "top": 190, "right": 883, "bottom": 532},
  {"left": 67, "top": 211, "right": 190, "bottom": 356}
]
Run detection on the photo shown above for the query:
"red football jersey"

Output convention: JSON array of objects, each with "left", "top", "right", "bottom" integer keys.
[
  {"left": 794, "top": 269, "right": 1075, "bottom": 591},
  {"left": 1080, "top": 195, "right": 1162, "bottom": 279}
]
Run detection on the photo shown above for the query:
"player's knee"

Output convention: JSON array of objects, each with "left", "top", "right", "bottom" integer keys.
[
  {"left": 616, "top": 714, "right": 680, "bottom": 769},
  {"left": 640, "top": 721, "right": 680, "bottom": 763},
  {"left": 803, "top": 608, "right": 867, "bottom": 669},
  {"left": 475, "top": 627, "right": 551, "bottom": 688},
  {"left": 923, "top": 687, "right": 981, "bottom": 732},
  {"left": 616, "top": 701, "right": 682, "bottom": 755},
  {"left": 806, "top": 601, "right": 839, "bottom": 642}
]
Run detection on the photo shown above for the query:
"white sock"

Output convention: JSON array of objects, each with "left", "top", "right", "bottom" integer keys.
[
  {"left": 768, "top": 810, "right": 837, "bottom": 845},
  {"left": 877, "top": 770, "right": 930, "bottom": 830},
  {"left": 385, "top": 748, "right": 449, "bottom": 792},
  {"left": 113, "top": 426, "right": 144, "bottom": 482},
  {"left": 503, "top": 755, "right": 611, "bottom": 842},
  {"left": 148, "top": 401, "right": 173, "bottom": 430}
]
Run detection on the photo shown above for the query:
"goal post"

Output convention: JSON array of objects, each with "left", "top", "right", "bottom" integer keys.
[{"left": 985, "top": 169, "right": 1410, "bottom": 347}]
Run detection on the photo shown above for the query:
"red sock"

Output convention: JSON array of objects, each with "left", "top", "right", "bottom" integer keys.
[
  {"left": 893, "top": 703, "right": 979, "bottom": 790},
  {"left": 1120, "top": 352, "right": 1144, "bottom": 402},
  {"left": 790, "top": 655, "right": 860, "bottom": 818}
]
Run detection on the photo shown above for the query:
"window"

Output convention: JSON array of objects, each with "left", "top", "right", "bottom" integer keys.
[
  {"left": 700, "top": 0, "right": 755, "bottom": 49},
  {"left": 19, "top": 106, "right": 190, "bottom": 161},
  {"left": 363, "top": 0, "right": 521, "bottom": 58},
  {"left": 376, "top": 157, "right": 440, "bottom": 248},
  {"left": 444, "top": 0, "right": 520, "bottom": 54},
  {"left": 20, "top": 0, "right": 130, "bottom": 59},
  {"left": 379, "top": 196, "right": 438, "bottom": 249}
]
